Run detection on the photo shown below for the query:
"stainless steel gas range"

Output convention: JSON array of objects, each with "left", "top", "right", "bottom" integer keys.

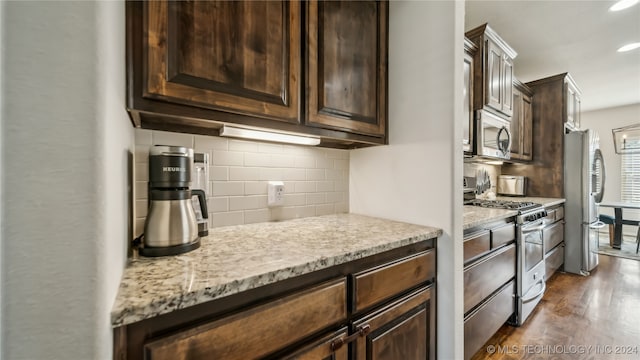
[{"left": 466, "top": 199, "right": 548, "bottom": 326}]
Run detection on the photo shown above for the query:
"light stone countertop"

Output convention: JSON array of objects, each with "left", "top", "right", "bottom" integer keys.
[
  {"left": 463, "top": 206, "right": 518, "bottom": 230},
  {"left": 111, "top": 213, "right": 442, "bottom": 327}
]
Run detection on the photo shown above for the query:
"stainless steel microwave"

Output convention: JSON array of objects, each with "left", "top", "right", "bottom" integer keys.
[{"left": 476, "top": 110, "right": 511, "bottom": 160}]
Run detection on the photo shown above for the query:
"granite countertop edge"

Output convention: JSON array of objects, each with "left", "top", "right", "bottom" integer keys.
[{"left": 111, "top": 214, "right": 442, "bottom": 327}]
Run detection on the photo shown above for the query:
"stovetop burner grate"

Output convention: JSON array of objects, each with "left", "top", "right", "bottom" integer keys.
[{"left": 465, "top": 199, "right": 542, "bottom": 212}]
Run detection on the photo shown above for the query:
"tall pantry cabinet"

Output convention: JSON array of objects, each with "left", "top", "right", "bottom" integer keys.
[{"left": 502, "top": 73, "right": 582, "bottom": 197}]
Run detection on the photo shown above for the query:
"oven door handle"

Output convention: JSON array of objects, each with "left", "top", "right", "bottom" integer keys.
[
  {"left": 522, "top": 279, "right": 546, "bottom": 303},
  {"left": 521, "top": 224, "right": 546, "bottom": 233}
]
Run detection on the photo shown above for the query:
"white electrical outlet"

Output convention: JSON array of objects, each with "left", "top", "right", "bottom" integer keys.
[{"left": 268, "top": 181, "right": 285, "bottom": 207}]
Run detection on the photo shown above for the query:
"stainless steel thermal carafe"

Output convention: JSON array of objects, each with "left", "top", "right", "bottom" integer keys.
[{"left": 141, "top": 145, "right": 208, "bottom": 257}]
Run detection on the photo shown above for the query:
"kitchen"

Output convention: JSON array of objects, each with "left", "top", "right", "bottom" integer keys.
[{"left": 1, "top": 1, "right": 639, "bottom": 360}]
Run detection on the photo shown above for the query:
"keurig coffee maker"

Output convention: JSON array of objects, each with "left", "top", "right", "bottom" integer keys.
[{"left": 141, "top": 145, "right": 208, "bottom": 257}]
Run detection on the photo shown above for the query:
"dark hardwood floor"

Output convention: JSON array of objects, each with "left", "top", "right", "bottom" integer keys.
[{"left": 471, "top": 255, "right": 640, "bottom": 360}]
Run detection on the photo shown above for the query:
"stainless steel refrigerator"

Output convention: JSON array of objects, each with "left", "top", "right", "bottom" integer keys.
[{"left": 564, "top": 129, "right": 606, "bottom": 275}]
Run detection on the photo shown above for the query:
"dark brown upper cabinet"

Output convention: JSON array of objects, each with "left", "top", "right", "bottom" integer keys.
[
  {"left": 305, "top": 1, "right": 388, "bottom": 138},
  {"left": 466, "top": 24, "right": 517, "bottom": 119},
  {"left": 126, "top": 1, "right": 388, "bottom": 148},
  {"left": 143, "top": 1, "right": 301, "bottom": 123},
  {"left": 510, "top": 79, "right": 533, "bottom": 161},
  {"left": 463, "top": 38, "right": 478, "bottom": 155}
]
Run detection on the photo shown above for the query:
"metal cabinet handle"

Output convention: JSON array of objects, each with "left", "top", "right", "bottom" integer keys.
[{"left": 330, "top": 324, "right": 371, "bottom": 351}]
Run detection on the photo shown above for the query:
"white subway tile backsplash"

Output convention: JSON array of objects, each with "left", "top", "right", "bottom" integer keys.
[
  {"left": 135, "top": 145, "right": 150, "bottom": 163},
  {"left": 152, "top": 130, "right": 194, "bottom": 148},
  {"left": 258, "top": 143, "right": 284, "bottom": 154},
  {"left": 306, "top": 169, "right": 325, "bottom": 181},
  {"left": 294, "top": 181, "right": 316, "bottom": 193},
  {"left": 209, "top": 197, "right": 229, "bottom": 213},
  {"left": 133, "top": 129, "right": 349, "bottom": 229},
  {"left": 317, "top": 181, "right": 334, "bottom": 192},
  {"left": 135, "top": 163, "right": 148, "bottom": 182},
  {"left": 259, "top": 168, "right": 284, "bottom": 181},
  {"left": 315, "top": 157, "right": 333, "bottom": 169},
  {"left": 244, "top": 152, "right": 270, "bottom": 167},
  {"left": 335, "top": 180, "right": 348, "bottom": 192},
  {"left": 135, "top": 199, "right": 148, "bottom": 218},
  {"left": 244, "top": 181, "right": 268, "bottom": 195},
  {"left": 327, "top": 192, "right": 346, "bottom": 203},
  {"left": 270, "top": 154, "right": 296, "bottom": 168},
  {"left": 229, "top": 139, "right": 259, "bottom": 152},
  {"left": 307, "top": 193, "right": 326, "bottom": 205},
  {"left": 326, "top": 169, "right": 345, "bottom": 180},
  {"left": 229, "top": 167, "right": 260, "bottom": 181},
  {"left": 284, "top": 193, "right": 306, "bottom": 206},
  {"left": 211, "top": 212, "right": 244, "bottom": 227},
  {"left": 282, "top": 168, "right": 306, "bottom": 181},
  {"left": 212, "top": 151, "right": 244, "bottom": 166},
  {"left": 229, "top": 195, "right": 268, "bottom": 211},
  {"left": 212, "top": 181, "right": 244, "bottom": 196},
  {"left": 316, "top": 204, "right": 335, "bottom": 216},
  {"left": 195, "top": 135, "right": 228, "bottom": 151},
  {"left": 336, "top": 202, "right": 349, "bottom": 213},
  {"left": 135, "top": 181, "right": 147, "bottom": 200},
  {"left": 210, "top": 166, "right": 229, "bottom": 181},
  {"left": 334, "top": 159, "right": 349, "bottom": 170},
  {"left": 294, "top": 157, "right": 316, "bottom": 168},
  {"left": 244, "top": 209, "right": 271, "bottom": 224}
]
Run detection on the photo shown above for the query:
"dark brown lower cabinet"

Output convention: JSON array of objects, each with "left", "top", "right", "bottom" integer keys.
[
  {"left": 113, "top": 240, "right": 436, "bottom": 360},
  {"left": 282, "top": 328, "right": 349, "bottom": 360},
  {"left": 463, "top": 219, "right": 516, "bottom": 360},
  {"left": 353, "top": 286, "right": 434, "bottom": 360}
]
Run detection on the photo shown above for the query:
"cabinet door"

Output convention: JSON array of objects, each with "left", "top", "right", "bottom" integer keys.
[
  {"left": 144, "top": 1, "right": 301, "bottom": 123},
  {"left": 463, "top": 51, "right": 474, "bottom": 153},
  {"left": 353, "top": 286, "right": 434, "bottom": 360},
  {"left": 306, "top": 0, "right": 387, "bottom": 137},
  {"left": 485, "top": 40, "right": 503, "bottom": 113},
  {"left": 510, "top": 87, "right": 522, "bottom": 159},
  {"left": 565, "top": 83, "right": 576, "bottom": 128},
  {"left": 501, "top": 55, "right": 514, "bottom": 116},
  {"left": 521, "top": 93, "right": 533, "bottom": 160}
]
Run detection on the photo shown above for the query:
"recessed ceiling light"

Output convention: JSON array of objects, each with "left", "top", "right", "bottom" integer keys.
[
  {"left": 617, "top": 42, "right": 640, "bottom": 52},
  {"left": 609, "top": 0, "right": 639, "bottom": 11}
]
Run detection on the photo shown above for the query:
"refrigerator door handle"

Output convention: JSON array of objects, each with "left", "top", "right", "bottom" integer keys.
[{"left": 589, "top": 221, "right": 606, "bottom": 229}]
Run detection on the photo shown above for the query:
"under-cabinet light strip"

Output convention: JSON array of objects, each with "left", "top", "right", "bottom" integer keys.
[{"left": 219, "top": 125, "right": 321, "bottom": 146}]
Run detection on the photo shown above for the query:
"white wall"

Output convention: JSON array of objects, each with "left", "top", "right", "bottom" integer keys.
[
  {"left": 582, "top": 103, "right": 640, "bottom": 234},
  {"left": 350, "top": 1, "right": 464, "bottom": 358},
  {"left": 2, "top": 1, "right": 131, "bottom": 359},
  {"left": 0, "top": 1, "right": 4, "bottom": 356}
]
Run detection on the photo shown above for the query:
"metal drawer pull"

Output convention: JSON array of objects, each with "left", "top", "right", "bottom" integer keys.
[{"left": 330, "top": 324, "right": 371, "bottom": 351}]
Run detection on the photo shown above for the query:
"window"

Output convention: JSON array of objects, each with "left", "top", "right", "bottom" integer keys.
[{"left": 621, "top": 142, "right": 640, "bottom": 203}]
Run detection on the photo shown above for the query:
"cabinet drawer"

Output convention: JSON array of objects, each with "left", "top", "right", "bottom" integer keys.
[
  {"left": 545, "top": 244, "right": 564, "bottom": 281},
  {"left": 464, "top": 230, "right": 491, "bottom": 264},
  {"left": 491, "top": 223, "right": 515, "bottom": 249},
  {"left": 464, "top": 243, "right": 516, "bottom": 314},
  {"left": 143, "top": 278, "right": 347, "bottom": 360},
  {"left": 543, "top": 221, "right": 564, "bottom": 254},
  {"left": 464, "top": 280, "right": 515, "bottom": 360},
  {"left": 353, "top": 250, "right": 435, "bottom": 312},
  {"left": 555, "top": 207, "right": 564, "bottom": 221}
]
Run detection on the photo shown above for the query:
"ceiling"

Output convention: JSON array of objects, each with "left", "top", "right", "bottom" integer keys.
[{"left": 465, "top": 0, "right": 640, "bottom": 112}]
